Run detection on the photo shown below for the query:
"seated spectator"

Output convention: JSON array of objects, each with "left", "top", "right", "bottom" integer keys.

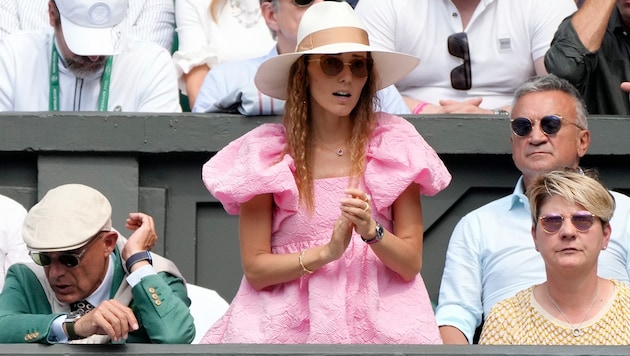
[
  {"left": 354, "top": 0, "right": 576, "bottom": 115},
  {"left": 0, "top": 194, "right": 30, "bottom": 291},
  {"left": 0, "top": 184, "right": 194, "bottom": 344},
  {"left": 173, "top": 0, "right": 275, "bottom": 108},
  {"left": 193, "top": 0, "right": 409, "bottom": 115},
  {"left": 480, "top": 169, "right": 630, "bottom": 345},
  {"left": 0, "top": 0, "right": 180, "bottom": 112},
  {"left": 200, "top": 1, "right": 449, "bottom": 344},
  {"left": 435, "top": 74, "right": 630, "bottom": 344},
  {"left": 545, "top": 0, "right": 630, "bottom": 115},
  {"left": 0, "top": 0, "right": 175, "bottom": 51}
]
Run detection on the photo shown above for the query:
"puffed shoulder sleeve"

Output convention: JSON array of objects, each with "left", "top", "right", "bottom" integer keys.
[
  {"left": 202, "top": 123, "right": 298, "bottom": 215},
  {"left": 365, "top": 113, "right": 451, "bottom": 212}
]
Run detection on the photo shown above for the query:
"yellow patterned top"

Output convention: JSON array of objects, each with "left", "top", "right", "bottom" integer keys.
[{"left": 479, "top": 279, "right": 630, "bottom": 345}]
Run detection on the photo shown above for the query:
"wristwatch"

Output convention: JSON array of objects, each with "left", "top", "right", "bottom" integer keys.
[
  {"left": 64, "top": 312, "right": 83, "bottom": 340},
  {"left": 361, "top": 221, "right": 384, "bottom": 245},
  {"left": 493, "top": 108, "right": 510, "bottom": 116},
  {"left": 125, "top": 250, "right": 153, "bottom": 272}
]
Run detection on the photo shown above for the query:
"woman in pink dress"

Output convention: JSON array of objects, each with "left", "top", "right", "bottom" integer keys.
[{"left": 200, "top": 1, "right": 451, "bottom": 344}]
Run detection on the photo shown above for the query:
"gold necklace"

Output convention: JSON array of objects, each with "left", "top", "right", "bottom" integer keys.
[
  {"left": 545, "top": 281, "right": 599, "bottom": 337},
  {"left": 314, "top": 141, "right": 347, "bottom": 157}
]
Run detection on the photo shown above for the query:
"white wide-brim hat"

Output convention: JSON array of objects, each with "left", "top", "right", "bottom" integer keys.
[
  {"left": 56, "top": 0, "right": 128, "bottom": 56},
  {"left": 254, "top": 1, "right": 420, "bottom": 100},
  {"left": 23, "top": 184, "right": 113, "bottom": 252}
]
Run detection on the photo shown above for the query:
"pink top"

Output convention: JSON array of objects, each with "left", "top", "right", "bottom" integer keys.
[{"left": 200, "top": 113, "right": 451, "bottom": 344}]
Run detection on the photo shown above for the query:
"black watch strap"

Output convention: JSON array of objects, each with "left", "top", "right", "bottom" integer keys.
[
  {"left": 361, "top": 222, "right": 384, "bottom": 245},
  {"left": 125, "top": 251, "right": 153, "bottom": 272}
]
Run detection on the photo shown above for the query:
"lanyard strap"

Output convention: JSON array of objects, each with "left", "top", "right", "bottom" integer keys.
[{"left": 49, "top": 44, "right": 113, "bottom": 111}]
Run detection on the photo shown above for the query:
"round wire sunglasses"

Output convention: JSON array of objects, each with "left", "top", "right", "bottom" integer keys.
[
  {"left": 510, "top": 115, "right": 584, "bottom": 137},
  {"left": 538, "top": 211, "right": 596, "bottom": 234},
  {"left": 308, "top": 55, "right": 373, "bottom": 78}
]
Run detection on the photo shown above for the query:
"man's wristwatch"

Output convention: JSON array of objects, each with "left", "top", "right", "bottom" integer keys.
[
  {"left": 125, "top": 251, "right": 153, "bottom": 272},
  {"left": 361, "top": 221, "right": 384, "bottom": 245},
  {"left": 64, "top": 312, "right": 83, "bottom": 340},
  {"left": 493, "top": 108, "right": 509, "bottom": 116}
]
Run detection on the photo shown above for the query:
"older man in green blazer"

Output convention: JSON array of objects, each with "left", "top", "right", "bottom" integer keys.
[{"left": 0, "top": 184, "right": 195, "bottom": 344}]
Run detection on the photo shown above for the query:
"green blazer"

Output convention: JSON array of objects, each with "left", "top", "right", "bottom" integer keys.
[{"left": 0, "top": 246, "right": 194, "bottom": 344}]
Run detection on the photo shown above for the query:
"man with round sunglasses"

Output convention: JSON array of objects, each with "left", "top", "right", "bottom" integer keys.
[
  {"left": 0, "top": 184, "right": 194, "bottom": 344},
  {"left": 192, "top": 0, "right": 409, "bottom": 115},
  {"left": 436, "top": 74, "right": 630, "bottom": 344}
]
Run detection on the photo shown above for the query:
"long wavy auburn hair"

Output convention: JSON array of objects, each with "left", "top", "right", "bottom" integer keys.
[{"left": 281, "top": 53, "right": 380, "bottom": 211}]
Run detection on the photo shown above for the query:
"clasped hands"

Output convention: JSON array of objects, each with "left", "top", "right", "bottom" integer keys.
[
  {"left": 327, "top": 188, "right": 375, "bottom": 259},
  {"left": 340, "top": 188, "right": 375, "bottom": 238},
  {"left": 406, "top": 97, "right": 494, "bottom": 114}
]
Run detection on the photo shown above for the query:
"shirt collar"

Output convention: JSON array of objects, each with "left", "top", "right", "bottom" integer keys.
[
  {"left": 509, "top": 176, "right": 530, "bottom": 212},
  {"left": 85, "top": 254, "right": 115, "bottom": 307}
]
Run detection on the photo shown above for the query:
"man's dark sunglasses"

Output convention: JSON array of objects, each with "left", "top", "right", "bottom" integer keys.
[
  {"left": 29, "top": 232, "right": 105, "bottom": 268},
  {"left": 447, "top": 32, "right": 471, "bottom": 90},
  {"left": 510, "top": 115, "right": 584, "bottom": 137},
  {"left": 308, "top": 55, "right": 373, "bottom": 78}
]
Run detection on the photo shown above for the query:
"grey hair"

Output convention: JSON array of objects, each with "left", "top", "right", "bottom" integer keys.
[{"left": 512, "top": 74, "right": 588, "bottom": 129}]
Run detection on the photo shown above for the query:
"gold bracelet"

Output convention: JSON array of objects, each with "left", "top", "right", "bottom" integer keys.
[{"left": 299, "top": 250, "right": 314, "bottom": 275}]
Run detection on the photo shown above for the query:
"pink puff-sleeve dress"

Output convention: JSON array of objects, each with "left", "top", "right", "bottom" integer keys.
[{"left": 200, "top": 113, "right": 451, "bottom": 344}]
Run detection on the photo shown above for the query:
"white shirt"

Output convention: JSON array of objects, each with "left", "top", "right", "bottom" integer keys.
[
  {"left": 0, "top": 0, "right": 175, "bottom": 51},
  {"left": 0, "top": 195, "right": 29, "bottom": 292},
  {"left": 0, "top": 32, "right": 181, "bottom": 112},
  {"left": 355, "top": 0, "right": 577, "bottom": 109},
  {"left": 172, "top": 0, "right": 275, "bottom": 93}
]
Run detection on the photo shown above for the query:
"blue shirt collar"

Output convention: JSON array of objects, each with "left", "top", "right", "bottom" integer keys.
[
  {"left": 85, "top": 254, "right": 115, "bottom": 306},
  {"left": 509, "top": 176, "right": 530, "bottom": 212}
]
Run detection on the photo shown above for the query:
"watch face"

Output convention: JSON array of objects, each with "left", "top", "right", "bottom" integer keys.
[
  {"left": 66, "top": 311, "right": 82, "bottom": 321},
  {"left": 375, "top": 223, "right": 384, "bottom": 239}
]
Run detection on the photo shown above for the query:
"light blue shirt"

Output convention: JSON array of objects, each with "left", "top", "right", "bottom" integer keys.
[
  {"left": 193, "top": 47, "right": 410, "bottom": 115},
  {"left": 435, "top": 176, "right": 630, "bottom": 343}
]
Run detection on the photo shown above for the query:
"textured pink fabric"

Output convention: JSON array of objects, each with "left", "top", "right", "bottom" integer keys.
[{"left": 200, "top": 113, "right": 450, "bottom": 344}]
